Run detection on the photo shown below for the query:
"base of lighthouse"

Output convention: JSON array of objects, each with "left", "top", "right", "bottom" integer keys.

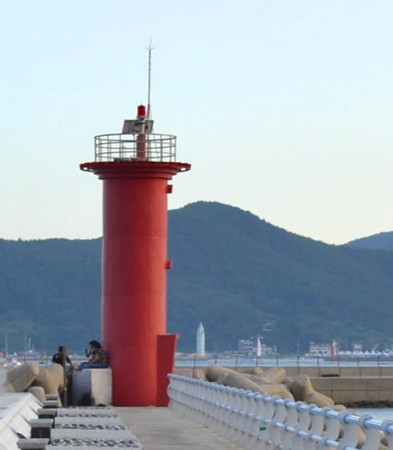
[{"left": 80, "top": 160, "right": 190, "bottom": 406}]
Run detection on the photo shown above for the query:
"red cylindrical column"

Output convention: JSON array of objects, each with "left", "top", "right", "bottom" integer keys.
[
  {"left": 103, "top": 177, "right": 166, "bottom": 405},
  {"left": 80, "top": 161, "right": 190, "bottom": 406}
]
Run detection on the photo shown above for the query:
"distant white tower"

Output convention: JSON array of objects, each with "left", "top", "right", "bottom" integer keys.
[
  {"left": 196, "top": 322, "right": 205, "bottom": 356},
  {"left": 256, "top": 337, "right": 262, "bottom": 357}
]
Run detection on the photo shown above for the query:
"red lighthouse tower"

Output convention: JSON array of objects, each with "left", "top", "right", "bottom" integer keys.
[{"left": 80, "top": 103, "right": 190, "bottom": 406}]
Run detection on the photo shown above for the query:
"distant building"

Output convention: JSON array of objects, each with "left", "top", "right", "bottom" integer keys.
[
  {"left": 196, "top": 322, "right": 205, "bottom": 356},
  {"left": 238, "top": 339, "right": 254, "bottom": 355},
  {"left": 309, "top": 341, "right": 333, "bottom": 356},
  {"left": 238, "top": 338, "right": 275, "bottom": 356},
  {"left": 353, "top": 342, "right": 363, "bottom": 352}
]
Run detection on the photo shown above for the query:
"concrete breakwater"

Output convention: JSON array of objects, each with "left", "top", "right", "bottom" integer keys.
[
  {"left": 272, "top": 366, "right": 393, "bottom": 407},
  {"left": 311, "top": 377, "right": 393, "bottom": 407},
  {"left": 175, "top": 365, "right": 393, "bottom": 407}
]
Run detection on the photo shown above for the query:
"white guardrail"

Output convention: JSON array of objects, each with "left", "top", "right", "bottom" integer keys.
[{"left": 168, "top": 374, "right": 393, "bottom": 449}]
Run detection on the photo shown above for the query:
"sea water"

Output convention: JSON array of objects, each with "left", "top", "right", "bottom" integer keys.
[{"left": 351, "top": 408, "right": 393, "bottom": 422}]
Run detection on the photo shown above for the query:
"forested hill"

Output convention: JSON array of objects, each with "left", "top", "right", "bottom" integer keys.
[
  {"left": 0, "top": 238, "right": 101, "bottom": 353},
  {"left": 168, "top": 202, "right": 393, "bottom": 352},
  {"left": 1, "top": 201, "right": 393, "bottom": 354},
  {"left": 346, "top": 231, "right": 393, "bottom": 250}
]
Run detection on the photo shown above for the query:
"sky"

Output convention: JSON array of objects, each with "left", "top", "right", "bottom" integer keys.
[{"left": 1, "top": 1, "right": 392, "bottom": 245}]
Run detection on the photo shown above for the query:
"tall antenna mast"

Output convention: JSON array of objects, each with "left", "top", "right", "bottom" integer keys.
[{"left": 147, "top": 41, "right": 154, "bottom": 122}]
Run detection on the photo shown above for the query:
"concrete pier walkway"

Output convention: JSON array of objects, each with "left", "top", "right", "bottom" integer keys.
[{"left": 116, "top": 406, "right": 241, "bottom": 449}]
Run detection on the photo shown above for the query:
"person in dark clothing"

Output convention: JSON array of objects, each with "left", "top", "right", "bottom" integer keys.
[{"left": 52, "top": 346, "right": 76, "bottom": 370}]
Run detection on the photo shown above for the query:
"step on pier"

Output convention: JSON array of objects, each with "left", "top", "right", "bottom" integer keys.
[{"left": 16, "top": 404, "right": 142, "bottom": 449}]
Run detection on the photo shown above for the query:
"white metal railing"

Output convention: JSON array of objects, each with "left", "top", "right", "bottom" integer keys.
[
  {"left": 94, "top": 133, "right": 177, "bottom": 162},
  {"left": 176, "top": 355, "right": 393, "bottom": 371},
  {"left": 168, "top": 374, "right": 393, "bottom": 449}
]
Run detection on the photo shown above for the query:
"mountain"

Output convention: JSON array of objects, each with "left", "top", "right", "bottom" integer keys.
[
  {"left": 1, "top": 201, "right": 393, "bottom": 355},
  {"left": 0, "top": 238, "right": 101, "bottom": 353},
  {"left": 168, "top": 202, "right": 393, "bottom": 353},
  {"left": 346, "top": 232, "right": 393, "bottom": 251}
]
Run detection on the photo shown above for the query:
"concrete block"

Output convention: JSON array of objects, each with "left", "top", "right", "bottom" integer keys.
[
  {"left": 218, "top": 371, "right": 267, "bottom": 392},
  {"left": 27, "top": 387, "right": 46, "bottom": 404},
  {"left": 0, "top": 393, "right": 42, "bottom": 449},
  {"left": 54, "top": 416, "right": 122, "bottom": 425},
  {"left": 47, "top": 448, "right": 130, "bottom": 450},
  {"left": 237, "top": 367, "right": 264, "bottom": 375},
  {"left": 304, "top": 391, "right": 335, "bottom": 407},
  {"left": 51, "top": 428, "right": 133, "bottom": 440},
  {"left": 42, "top": 400, "right": 59, "bottom": 409},
  {"left": 7, "top": 363, "right": 40, "bottom": 392},
  {"left": 262, "top": 367, "right": 286, "bottom": 383},
  {"left": 205, "top": 365, "right": 231, "bottom": 382},
  {"left": 37, "top": 409, "right": 57, "bottom": 419},
  {"left": 29, "top": 419, "right": 53, "bottom": 439},
  {"left": 71, "top": 369, "right": 112, "bottom": 406},
  {"left": 192, "top": 367, "right": 206, "bottom": 380},
  {"left": 47, "top": 446, "right": 141, "bottom": 450},
  {"left": 290, "top": 374, "right": 314, "bottom": 400},
  {"left": 31, "top": 366, "right": 63, "bottom": 398},
  {"left": 57, "top": 406, "right": 117, "bottom": 416},
  {"left": 17, "top": 439, "right": 48, "bottom": 449}
]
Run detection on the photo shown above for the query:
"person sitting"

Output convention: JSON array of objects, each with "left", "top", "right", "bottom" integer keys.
[
  {"left": 52, "top": 346, "right": 77, "bottom": 370},
  {"left": 79, "top": 340, "right": 109, "bottom": 369}
]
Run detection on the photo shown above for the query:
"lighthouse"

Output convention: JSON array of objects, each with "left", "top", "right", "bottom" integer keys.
[
  {"left": 80, "top": 99, "right": 190, "bottom": 406},
  {"left": 196, "top": 322, "right": 205, "bottom": 357}
]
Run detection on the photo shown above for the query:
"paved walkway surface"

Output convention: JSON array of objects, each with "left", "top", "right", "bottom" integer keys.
[{"left": 116, "top": 406, "right": 241, "bottom": 450}]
